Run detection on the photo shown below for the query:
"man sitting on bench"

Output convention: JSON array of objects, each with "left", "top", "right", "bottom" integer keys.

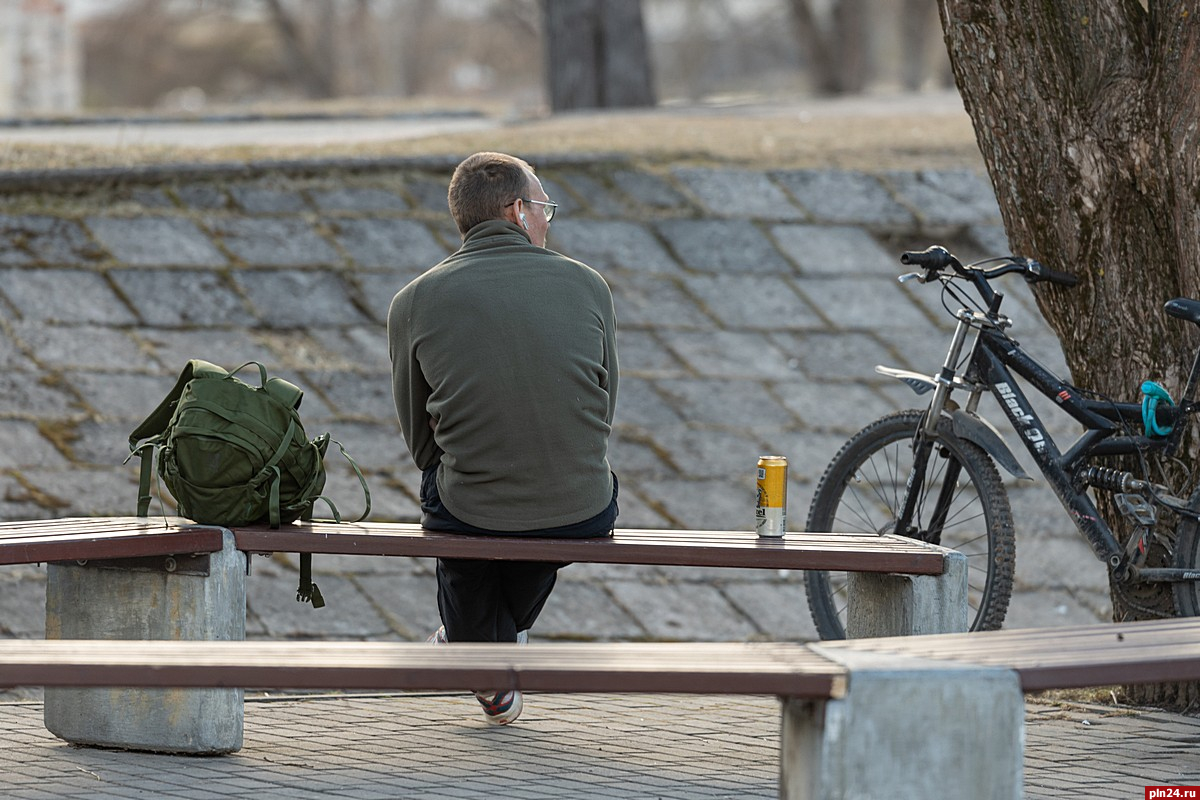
[{"left": 387, "top": 151, "right": 621, "bottom": 725}]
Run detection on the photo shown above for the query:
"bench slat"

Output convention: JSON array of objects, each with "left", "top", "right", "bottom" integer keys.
[
  {"left": 820, "top": 617, "right": 1200, "bottom": 690},
  {"left": 234, "top": 522, "right": 948, "bottom": 574},
  {"left": 0, "top": 517, "right": 226, "bottom": 565},
  {"left": 0, "top": 640, "right": 847, "bottom": 698}
]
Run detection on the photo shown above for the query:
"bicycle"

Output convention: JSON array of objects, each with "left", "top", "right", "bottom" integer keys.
[{"left": 804, "top": 245, "right": 1200, "bottom": 639}]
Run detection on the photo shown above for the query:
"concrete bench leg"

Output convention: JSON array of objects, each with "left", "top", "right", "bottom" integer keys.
[
  {"left": 780, "top": 650, "right": 1023, "bottom": 800},
  {"left": 44, "top": 530, "right": 246, "bottom": 754},
  {"left": 846, "top": 549, "right": 968, "bottom": 637}
]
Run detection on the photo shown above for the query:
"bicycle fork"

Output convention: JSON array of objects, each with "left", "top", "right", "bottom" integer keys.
[{"left": 896, "top": 310, "right": 978, "bottom": 544}]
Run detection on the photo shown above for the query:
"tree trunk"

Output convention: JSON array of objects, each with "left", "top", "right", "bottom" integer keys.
[
  {"left": 541, "top": 0, "right": 655, "bottom": 111},
  {"left": 937, "top": 0, "right": 1200, "bottom": 708},
  {"left": 787, "top": 0, "right": 870, "bottom": 95},
  {"left": 262, "top": 0, "right": 335, "bottom": 99}
]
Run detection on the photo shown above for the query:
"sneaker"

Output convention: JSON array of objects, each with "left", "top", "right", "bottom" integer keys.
[
  {"left": 474, "top": 689, "right": 523, "bottom": 725},
  {"left": 427, "top": 625, "right": 448, "bottom": 645}
]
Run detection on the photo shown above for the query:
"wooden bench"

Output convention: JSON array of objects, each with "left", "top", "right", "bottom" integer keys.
[
  {"left": 0, "top": 638, "right": 1008, "bottom": 800},
  {"left": 6, "top": 618, "right": 1196, "bottom": 799},
  {"left": 0, "top": 515, "right": 967, "bottom": 758}
]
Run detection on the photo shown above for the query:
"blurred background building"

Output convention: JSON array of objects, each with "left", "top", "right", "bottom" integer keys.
[
  {"left": 0, "top": 0, "right": 952, "bottom": 119},
  {"left": 0, "top": 0, "right": 79, "bottom": 115}
]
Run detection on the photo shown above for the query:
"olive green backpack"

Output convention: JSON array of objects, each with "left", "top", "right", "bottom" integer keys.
[{"left": 128, "top": 360, "right": 370, "bottom": 608}]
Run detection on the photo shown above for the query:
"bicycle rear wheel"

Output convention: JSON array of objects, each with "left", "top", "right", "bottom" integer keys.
[
  {"left": 1171, "top": 488, "right": 1200, "bottom": 617},
  {"left": 804, "top": 409, "right": 1016, "bottom": 639}
]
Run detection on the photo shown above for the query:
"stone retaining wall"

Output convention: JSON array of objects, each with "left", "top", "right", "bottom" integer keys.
[{"left": 0, "top": 156, "right": 1108, "bottom": 645}]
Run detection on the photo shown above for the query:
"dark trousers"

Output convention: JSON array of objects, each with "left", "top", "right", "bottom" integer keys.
[{"left": 420, "top": 467, "right": 618, "bottom": 643}]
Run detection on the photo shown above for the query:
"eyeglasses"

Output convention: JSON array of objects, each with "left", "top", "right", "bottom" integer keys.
[{"left": 506, "top": 198, "right": 558, "bottom": 222}]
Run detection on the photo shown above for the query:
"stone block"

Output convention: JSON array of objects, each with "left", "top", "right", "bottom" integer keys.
[
  {"left": 15, "top": 466, "right": 140, "bottom": 517},
  {"left": 770, "top": 380, "right": 895, "bottom": 433},
  {"left": 86, "top": 216, "right": 226, "bottom": 267},
  {"left": 137, "top": 328, "right": 278, "bottom": 372},
  {"left": 1003, "top": 587, "right": 1110, "bottom": 629},
  {"left": 539, "top": 177, "right": 579, "bottom": 218},
  {"left": 532, "top": 579, "right": 646, "bottom": 640},
  {"left": 608, "top": 488, "right": 672, "bottom": 528},
  {"left": 331, "top": 218, "right": 447, "bottom": 269},
  {"left": 721, "top": 579, "right": 820, "bottom": 641},
  {"left": 672, "top": 167, "right": 805, "bottom": 220},
  {"left": 782, "top": 652, "right": 1022, "bottom": 800},
  {"left": 0, "top": 215, "right": 105, "bottom": 265},
  {"left": 607, "top": 434, "right": 673, "bottom": 477},
  {"left": 353, "top": 272, "right": 421, "bottom": 325},
  {"left": 771, "top": 224, "right": 897, "bottom": 277},
  {"left": 550, "top": 220, "right": 682, "bottom": 274},
  {"left": 44, "top": 531, "right": 246, "bottom": 754},
  {"left": 754, "top": 431, "right": 849, "bottom": 483},
  {"left": 308, "top": 325, "right": 392, "bottom": 372},
  {"left": 652, "top": 427, "right": 771, "bottom": 481},
  {"left": 111, "top": 269, "right": 251, "bottom": 328},
  {"left": 654, "top": 378, "right": 799, "bottom": 428},
  {"left": 681, "top": 273, "right": 824, "bottom": 330},
  {"left": 0, "top": 372, "right": 77, "bottom": 418},
  {"left": 234, "top": 270, "right": 369, "bottom": 328},
  {"left": 610, "top": 169, "right": 690, "bottom": 210},
  {"left": 846, "top": 549, "right": 968, "bottom": 636},
  {"left": 65, "top": 371, "right": 174, "bottom": 420},
  {"left": 173, "top": 184, "right": 229, "bottom": 210},
  {"left": 211, "top": 217, "right": 338, "bottom": 267},
  {"left": 769, "top": 331, "right": 899, "bottom": 383},
  {"left": 0, "top": 568, "right": 46, "bottom": 637},
  {"left": 969, "top": 223, "right": 1011, "bottom": 257},
  {"left": 247, "top": 571, "right": 389, "bottom": 639},
  {"left": 656, "top": 220, "right": 793, "bottom": 274},
  {"left": 0, "top": 327, "right": 34, "bottom": 370},
  {"left": 660, "top": 330, "right": 795, "bottom": 379},
  {"left": 352, "top": 571, "right": 441, "bottom": 640},
  {"left": 553, "top": 171, "right": 629, "bottom": 217},
  {"left": 797, "top": 276, "right": 934, "bottom": 332},
  {"left": 403, "top": 175, "right": 451, "bottom": 213},
  {"left": 772, "top": 169, "right": 915, "bottom": 227},
  {"left": 612, "top": 376, "right": 686, "bottom": 431},
  {"left": 0, "top": 269, "right": 137, "bottom": 325},
  {"left": 0, "top": 421, "right": 67, "bottom": 470},
  {"left": 310, "top": 187, "right": 409, "bottom": 213},
  {"left": 634, "top": 476, "right": 754, "bottom": 531},
  {"left": 301, "top": 369, "right": 396, "bottom": 422},
  {"left": 613, "top": 329, "right": 687, "bottom": 377},
  {"left": 607, "top": 272, "right": 715, "bottom": 330},
  {"left": 887, "top": 169, "right": 1003, "bottom": 226},
  {"left": 11, "top": 323, "right": 150, "bottom": 370},
  {"left": 66, "top": 420, "right": 137, "bottom": 466},
  {"left": 229, "top": 185, "right": 309, "bottom": 214},
  {"left": 605, "top": 578, "right": 759, "bottom": 640}
]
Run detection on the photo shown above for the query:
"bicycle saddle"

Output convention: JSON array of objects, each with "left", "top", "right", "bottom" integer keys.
[{"left": 1164, "top": 298, "right": 1200, "bottom": 325}]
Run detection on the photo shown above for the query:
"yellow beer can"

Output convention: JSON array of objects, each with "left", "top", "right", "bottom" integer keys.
[{"left": 755, "top": 455, "right": 788, "bottom": 537}]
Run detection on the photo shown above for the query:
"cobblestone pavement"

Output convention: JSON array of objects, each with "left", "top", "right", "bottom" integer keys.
[{"left": 0, "top": 693, "right": 1196, "bottom": 799}]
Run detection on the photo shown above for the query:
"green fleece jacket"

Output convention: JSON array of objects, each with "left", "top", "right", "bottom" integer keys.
[{"left": 388, "top": 219, "right": 618, "bottom": 531}]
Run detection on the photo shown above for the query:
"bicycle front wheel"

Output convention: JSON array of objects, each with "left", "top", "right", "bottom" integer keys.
[{"left": 804, "top": 409, "right": 1016, "bottom": 639}]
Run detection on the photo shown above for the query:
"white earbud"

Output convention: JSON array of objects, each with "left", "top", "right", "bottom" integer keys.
[{"left": 519, "top": 212, "right": 529, "bottom": 230}]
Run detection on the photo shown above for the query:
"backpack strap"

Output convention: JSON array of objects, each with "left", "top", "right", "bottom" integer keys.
[{"left": 128, "top": 360, "right": 226, "bottom": 518}]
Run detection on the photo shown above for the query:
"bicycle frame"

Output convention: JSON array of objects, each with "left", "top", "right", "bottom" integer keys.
[{"left": 900, "top": 300, "right": 1200, "bottom": 584}]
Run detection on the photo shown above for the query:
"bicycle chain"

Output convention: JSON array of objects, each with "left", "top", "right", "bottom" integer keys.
[{"left": 1111, "top": 578, "right": 1175, "bottom": 620}]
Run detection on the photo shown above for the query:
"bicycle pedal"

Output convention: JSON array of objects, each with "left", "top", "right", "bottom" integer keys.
[{"left": 1115, "top": 493, "right": 1157, "bottom": 527}]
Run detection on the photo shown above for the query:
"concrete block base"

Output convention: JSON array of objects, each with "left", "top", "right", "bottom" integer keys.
[
  {"left": 781, "top": 650, "right": 1023, "bottom": 800},
  {"left": 44, "top": 531, "right": 246, "bottom": 754},
  {"left": 846, "top": 549, "right": 968, "bottom": 637}
]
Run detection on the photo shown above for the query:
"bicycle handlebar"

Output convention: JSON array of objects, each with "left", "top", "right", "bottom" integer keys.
[{"left": 899, "top": 246, "right": 1079, "bottom": 288}]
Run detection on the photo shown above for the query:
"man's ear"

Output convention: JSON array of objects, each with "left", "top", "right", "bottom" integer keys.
[{"left": 504, "top": 197, "right": 523, "bottom": 226}]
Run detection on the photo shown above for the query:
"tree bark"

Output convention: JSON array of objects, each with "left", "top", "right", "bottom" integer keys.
[
  {"left": 938, "top": 0, "right": 1200, "bottom": 708},
  {"left": 262, "top": 0, "right": 335, "bottom": 99},
  {"left": 541, "top": 0, "right": 655, "bottom": 111}
]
